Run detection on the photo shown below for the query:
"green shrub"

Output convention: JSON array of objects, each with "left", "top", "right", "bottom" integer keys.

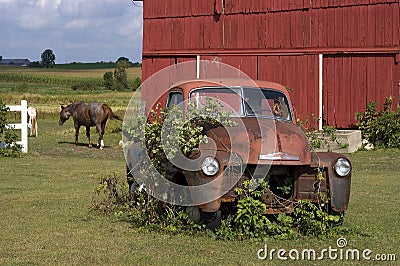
[
  {"left": 92, "top": 174, "right": 195, "bottom": 233},
  {"left": 92, "top": 173, "right": 342, "bottom": 240},
  {"left": 296, "top": 114, "right": 347, "bottom": 151},
  {"left": 0, "top": 98, "right": 7, "bottom": 130},
  {"left": 0, "top": 98, "right": 22, "bottom": 157},
  {"left": 356, "top": 97, "right": 400, "bottom": 148},
  {"left": 293, "top": 200, "right": 341, "bottom": 237},
  {"left": 222, "top": 180, "right": 297, "bottom": 240},
  {"left": 113, "top": 67, "right": 129, "bottom": 91},
  {"left": 132, "top": 77, "right": 141, "bottom": 91},
  {"left": 123, "top": 100, "right": 235, "bottom": 180},
  {"left": 103, "top": 71, "right": 114, "bottom": 90},
  {"left": 71, "top": 81, "right": 100, "bottom": 91}
]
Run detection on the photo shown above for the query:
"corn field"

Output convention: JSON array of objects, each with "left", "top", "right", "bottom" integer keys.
[
  {"left": 0, "top": 66, "right": 142, "bottom": 114},
  {"left": 1, "top": 73, "right": 106, "bottom": 87},
  {"left": 0, "top": 67, "right": 141, "bottom": 87}
]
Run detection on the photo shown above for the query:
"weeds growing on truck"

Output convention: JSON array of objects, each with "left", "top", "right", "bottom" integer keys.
[{"left": 126, "top": 79, "right": 351, "bottom": 229}]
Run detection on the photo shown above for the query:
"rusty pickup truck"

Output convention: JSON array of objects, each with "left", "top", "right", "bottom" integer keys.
[{"left": 125, "top": 78, "right": 351, "bottom": 228}]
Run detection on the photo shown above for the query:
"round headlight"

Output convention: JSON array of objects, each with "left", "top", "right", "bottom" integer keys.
[
  {"left": 201, "top": 157, "right": 219, "bottom": 176},
  {"left": 334, "top": 158, "right": 351, "bottom": 177}
]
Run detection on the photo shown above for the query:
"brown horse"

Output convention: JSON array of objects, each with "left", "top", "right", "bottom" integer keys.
[{"left": 59, "top": 102, "right": 121, "bottom": 149}]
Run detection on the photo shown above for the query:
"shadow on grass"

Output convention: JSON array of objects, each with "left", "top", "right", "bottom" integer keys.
[{"left": 57, "top": 141, "right": 110, "bottom": 149}]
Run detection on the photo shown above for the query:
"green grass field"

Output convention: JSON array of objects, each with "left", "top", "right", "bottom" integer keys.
[
  {"left": 0, "top": 117, "right": 398, "bottom": 265},
  {"left": 0, "top": 66, "right": 399, "bottom": 265}
]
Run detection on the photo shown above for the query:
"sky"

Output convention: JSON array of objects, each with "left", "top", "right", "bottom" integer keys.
[{"left": 0, "top": 0, "right": 143, "bottom": 64}]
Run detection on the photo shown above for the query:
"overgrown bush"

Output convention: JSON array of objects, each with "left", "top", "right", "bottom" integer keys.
[
  {"left": 92, "top": 173, "right": 343, "bottom": 240},
  {"left": 356, "top": 97, "right": 400, "bottom": 148},
  {"left": 216, "top": 172, "right": 342, "bottom": 240},
  {"left": 215, "top": 180, "right": 298, "bottom": 240},
  {"left": 92, "top": 174, "right": 196, "bottom": 234},
  {"left": 123, "top": 100, "right": 235, "bottom": 181},
  {"left": 296, "top": 114, "right": 348, "bottom": 151},
  {"left": 0, "top": 98, "right": 22, "bottom": 157}
]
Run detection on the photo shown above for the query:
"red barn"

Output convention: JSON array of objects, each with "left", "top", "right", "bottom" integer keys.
[{"left": 140, "top": 0, "right": 400, "bottom": 128}]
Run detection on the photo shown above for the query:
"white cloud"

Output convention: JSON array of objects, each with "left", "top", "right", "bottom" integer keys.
[
  {"left": 17, "top": 0, "right": 62, "bottom": 29},
  {"left": 65, "top": 18, "right": 92, "bottom": 29},
  {"left": 0, "top": 0, "right": 143, "bottom": 62},
  {"left": 115, "top": 8, "right": 142, "bottom": 37},
  {"left": 57, "top": 0, "right": 127, "bottom": 19}
]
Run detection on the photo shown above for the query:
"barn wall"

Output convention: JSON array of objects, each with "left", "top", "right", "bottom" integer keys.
[
  {"left": 323, "top": 54, "right": 399, "bottom": 128},
  {"left": 141, "top": 0, "right": 400, "bottom": 128},
  {"left": 257, "top": 55, "right": 320, "bottom": 122}
]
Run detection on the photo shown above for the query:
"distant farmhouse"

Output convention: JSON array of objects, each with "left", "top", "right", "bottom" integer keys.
[{"left": 0, "top": 58, "right": 30, "bottom": 66}]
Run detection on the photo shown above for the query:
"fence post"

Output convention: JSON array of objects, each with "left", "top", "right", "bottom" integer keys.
[
  {"left": 20, "top": 100, "right": 28, "bottom": 153},
  {"left": 5, "top": 100, "right": 28, "bottom": 153}
]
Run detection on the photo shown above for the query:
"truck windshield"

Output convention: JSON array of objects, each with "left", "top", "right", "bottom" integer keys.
[
  {"left": 243, "top": 87, "right": 292, "bottom": 121},
  {"left": 189, "top": 87, "right": 292, "bottom": 121},
  {"left": 189, "top": 87, "right": 244, "bottom": 115}
]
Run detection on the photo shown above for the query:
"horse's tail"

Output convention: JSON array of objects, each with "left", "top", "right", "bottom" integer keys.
[
  {"left": 103, "top": 104, "right": 122, "bottom": 121},
  {"left": 111, "top": 113, "right": 122, "bottom": 121}
]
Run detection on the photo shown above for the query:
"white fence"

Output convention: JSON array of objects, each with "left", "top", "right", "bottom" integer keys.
[{"left": 5, "top": 100, "right": 28, "bottom": 153}]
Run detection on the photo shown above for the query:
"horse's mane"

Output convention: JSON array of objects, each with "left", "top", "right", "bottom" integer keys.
[{"left": 65, "top": 102, "right": 84, "bottom": 112}]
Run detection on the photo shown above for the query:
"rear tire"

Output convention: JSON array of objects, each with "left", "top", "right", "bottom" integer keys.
[{"left": 200, "top": 210, "right": 222, "bottom": 231}]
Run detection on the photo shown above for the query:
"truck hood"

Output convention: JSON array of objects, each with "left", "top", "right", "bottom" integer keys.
[{"left": 201, "top": 118, "right": 311, "bottom": 165}]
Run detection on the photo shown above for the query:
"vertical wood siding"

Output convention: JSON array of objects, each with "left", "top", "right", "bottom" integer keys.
[
  {"left": 142, "top": 0, "right": 400, "bottom": 128},
  {"left": 323, "top": 54, "right": 398, "bottom": 128}
]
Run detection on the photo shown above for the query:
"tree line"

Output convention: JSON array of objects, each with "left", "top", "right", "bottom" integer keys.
[
  {"left": 23, "top": 49, "right": 141, "bottom": 91},
  {"left": 26, "top": 49, "right": 141, "bottom": 69}
]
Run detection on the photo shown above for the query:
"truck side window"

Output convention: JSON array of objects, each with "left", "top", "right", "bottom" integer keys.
[{"left": 167, "top": 91, "right": 183, "bottom": 109}]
